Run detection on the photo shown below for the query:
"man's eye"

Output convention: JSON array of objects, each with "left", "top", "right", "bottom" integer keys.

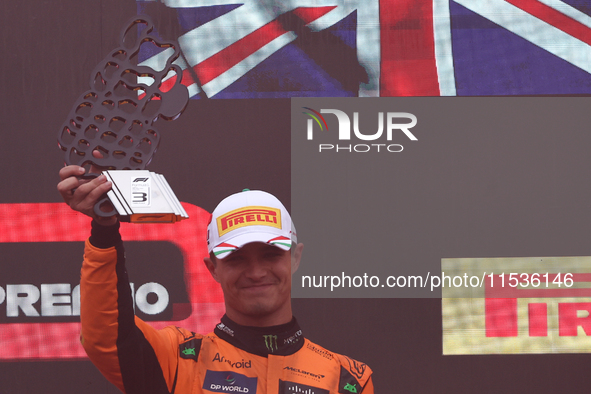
[{"left": 224, "top": 255, "right": 244, "bottom": 264}]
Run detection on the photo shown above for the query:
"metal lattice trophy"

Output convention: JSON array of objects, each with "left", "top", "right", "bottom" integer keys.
[{"left": 58, "top": 17, "right": 189, "bottom": 223}]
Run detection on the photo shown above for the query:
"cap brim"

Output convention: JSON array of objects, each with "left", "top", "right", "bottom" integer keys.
[{"left": 212, "top": 232, "right": 292, "bottom": 259}]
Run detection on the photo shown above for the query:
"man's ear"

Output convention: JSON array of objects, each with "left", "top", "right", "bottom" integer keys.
[
  {"left": 203, "top": 256, "right": 220, "bottom": 283},
  {"left": 291, "top": 243, "right": 303, "bottom": 274}
]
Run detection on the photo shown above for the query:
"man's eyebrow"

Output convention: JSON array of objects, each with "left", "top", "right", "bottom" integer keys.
[
  {"left": 223, "top": 252, "right": 243, "bottom": 259},
  {"left": 220, "top": 251, "right": 243, "bottom": 261}
]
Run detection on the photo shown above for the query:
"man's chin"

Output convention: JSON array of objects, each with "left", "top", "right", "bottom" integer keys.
[{"left": 241, "top": 300, "right": 277, "bottom": 316}]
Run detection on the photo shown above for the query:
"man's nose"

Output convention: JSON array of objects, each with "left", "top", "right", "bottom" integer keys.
[{"left": 243, "top": 259, "right": 267, "bottom": 279}]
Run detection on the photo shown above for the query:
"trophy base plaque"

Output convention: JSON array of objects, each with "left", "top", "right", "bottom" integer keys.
[{"left": 102, "top": 170, "right": 188, "bottom": 223}]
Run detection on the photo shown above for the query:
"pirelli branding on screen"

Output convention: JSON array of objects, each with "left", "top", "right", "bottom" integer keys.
[
  {"left": 442, "top": 256, "right": 591, "bottom": 354},
  {"left": 217, "top": 206, "right": 281, "bottom": 236}
]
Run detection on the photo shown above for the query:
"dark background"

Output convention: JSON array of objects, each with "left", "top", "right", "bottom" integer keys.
[{"left": 0, "top": 1, "right": 590, "bottom": 393}]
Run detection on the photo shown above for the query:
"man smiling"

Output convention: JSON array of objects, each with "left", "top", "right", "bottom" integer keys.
[
  {"left": 204, "top": 190, "right": 302, "bottom": 328},
  {"left": 58, "top": 167, "right": 374, "bottom": 394}
]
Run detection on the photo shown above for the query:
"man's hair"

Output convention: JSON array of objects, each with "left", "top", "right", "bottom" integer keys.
[{"left": 209, "top": 251, "right": 218, "bottom": 266}]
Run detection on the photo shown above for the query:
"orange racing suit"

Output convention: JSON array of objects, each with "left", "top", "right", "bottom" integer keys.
[{"left": 80, "top": 221, "right": 374, "bottom": 394}]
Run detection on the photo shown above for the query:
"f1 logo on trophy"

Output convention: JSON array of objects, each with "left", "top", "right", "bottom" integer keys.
[{"left": 57, "top": 17, "right": 189, "bottom": 223}]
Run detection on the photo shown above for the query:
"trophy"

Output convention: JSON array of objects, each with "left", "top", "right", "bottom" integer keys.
[{"left": 58, "top": 17, "right": 190, "bottom": 223}]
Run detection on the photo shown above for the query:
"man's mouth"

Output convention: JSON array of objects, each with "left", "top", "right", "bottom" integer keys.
[{"left": 241, "top": 283, "right": 276, "bottom": 291}]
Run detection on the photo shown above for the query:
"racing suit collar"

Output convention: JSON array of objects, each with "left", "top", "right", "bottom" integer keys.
[{"left": 214, "top": 314, "right": 305, "bottom": 357}]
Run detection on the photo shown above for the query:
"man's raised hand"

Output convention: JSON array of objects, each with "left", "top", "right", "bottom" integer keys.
[{"left": 57, "top": 165, "right": 117, "bottom": 226}]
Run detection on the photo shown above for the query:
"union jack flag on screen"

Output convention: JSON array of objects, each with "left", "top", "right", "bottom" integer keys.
[{"left": 137, "top": 0, "right": 591, "bottom": 98}]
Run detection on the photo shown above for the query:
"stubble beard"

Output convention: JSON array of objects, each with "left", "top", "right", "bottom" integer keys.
[{"left": 242, "top": 298, "right": 278, "bottom": 317}]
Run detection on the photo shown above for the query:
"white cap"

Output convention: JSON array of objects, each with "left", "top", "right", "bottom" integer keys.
[{"left": 207, "top": 190, "right": 297, "bottom": 259}]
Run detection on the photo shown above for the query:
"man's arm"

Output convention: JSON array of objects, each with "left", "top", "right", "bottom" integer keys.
[
  {"left": 361, "top": 376, "right": 374, "bottom": 393},
  {"left": 58, "top": 165, "right": 179, "bottom": 393},
  {"left": 81, "top": 220, "right": 178, "bottom": 393},
  {"left": 335, "top": 354, "right": 374, "bottom": 394}
]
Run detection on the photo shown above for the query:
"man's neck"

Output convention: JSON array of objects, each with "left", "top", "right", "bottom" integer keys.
[
  {"left": 214, "top": 314, "right": 305, "bottom": 357},
  {"left": 225, "top": 305, "right": 293, "bottom": 327}
]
